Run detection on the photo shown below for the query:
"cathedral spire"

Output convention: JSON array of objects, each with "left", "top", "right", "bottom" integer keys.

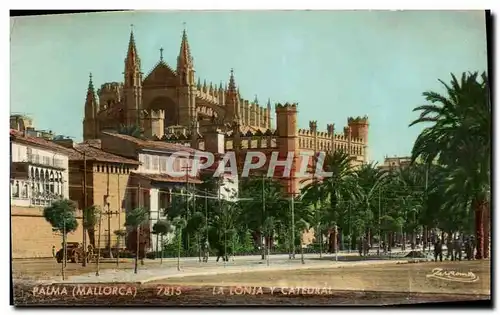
[
  {"left": 85, "top": 73, "right": 97, "bottom": 118},
  {"left": 86, "top": 73, "right": 96, "bottom": 104},
  {"left": 125, "top": 24, "right": 140, "bottom": 68},
  {"left": 177, "top": 24, "right": 193, "bottom": 66},
  {"left": 228, "top": 68, "right": 236, "bottom": 92}
]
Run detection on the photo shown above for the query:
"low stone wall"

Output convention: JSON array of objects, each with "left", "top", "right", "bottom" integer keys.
[{"left": 11, "top": 206, "right": 84, "bottom": 259}]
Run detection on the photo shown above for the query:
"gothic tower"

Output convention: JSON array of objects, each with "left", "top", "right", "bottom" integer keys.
[
  {"left": 123, "top": 27, "right": 143, "bottom": 128},
  {"left": 224, "top": 69, "right": 241, "bottom": 123},
  {"left": 176, "top": 27, "right": 197, "bottom": 128},
  {"left": 83, "top": 73, "right": 98, "bottom": 140}
]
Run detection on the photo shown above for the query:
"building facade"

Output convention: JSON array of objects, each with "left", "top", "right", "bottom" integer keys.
[
  {"left": 10, "top": 129, "right": 70, "bottom": 207},
  {"left": 81, "top": 27, "right": 369, "bottom": 195},
  {"left": 11, "top": 114, "right": 55, "bottom": 140},
  {"left": 10, "top": 129, "right": 82, "bottom": 258},
  {"left": 98, "top": 131, "right": 203, "bottom": 253},
  {"left": 379, "top": 155, "right": 412, "bottom": 171},
  {"left": 53, "top": 138, "right": 140, "bottom": 254}
]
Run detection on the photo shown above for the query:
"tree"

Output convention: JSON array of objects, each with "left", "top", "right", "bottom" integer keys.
[
  {"left": 124, "top": 207, "right": 149, "bottom": 274},
  {"left": 152, "top": 220, "right": 174, "bottom": 264},
  {"left": 83, "top": 205, "right": 100, "bottom": 248},
  {"left": 173, "top": 216, "right": 187, "bottom": 271},
  {"left": 262, "top": 216, "right": 276, "bottom": 265},
  {"left": 117, "top": 124, "right": 143, "bottom": 139},
  {"left": 295, "top": 219, "right": 309, "bottom": 264},
  {"left": 317, "top": 150, "right": 359, "bottom": 253},
  {"left": 186, "top": 212, "right": 205, "bottom": 261},
  {"left": 239, "top": 176, "right": 287, "bottom": 259},
  {"left": 410, "top": 72, "right": 490, "bottom": 259},
  {"left": 354, "top": 163, "right": 385, "bottom": 247},
  {"left": 43, "top": 199, "right": 79, "bottom": 274},
  {"left": 301, "top": 179, "right": 329, "bottom": 256}
]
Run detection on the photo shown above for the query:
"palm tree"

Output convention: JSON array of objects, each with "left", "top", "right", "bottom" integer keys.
[
  {"left": 152, "top": 220, "right": 174, "bottom": 264},
  {"left": 124, "top": 207, "right": 149, "bottom": 274},
  {"left": 410, "top": 72, "right": 490, "bottom": 259},
  {"left": 301, "top": 178, "right": 329, "bottom": 257},
  {"left": 239, "top": 176, "right": 287, "bottom": 259},
  {"left": 354, "top": 163, "right": 385, "bottom": 248},
  {"left": 318, "top": 150, "right": 359, "bottom": 253},
  {"left": 117, "top": 124, "right": 143, "bottom": 139},
  {"left": 173, "top": 216, "right": 187, "bottom": 271}
]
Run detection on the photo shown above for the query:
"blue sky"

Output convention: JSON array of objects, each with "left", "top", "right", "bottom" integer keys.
[{"left": 10, "top": 11, "right": 487, "bottom": 163}]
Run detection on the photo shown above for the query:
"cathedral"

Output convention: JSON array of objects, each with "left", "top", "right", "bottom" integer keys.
[
  {"left": 83, "top": 27, "right": 273, "bottom": 141},
  {"left": 82, "top": 27, "right": 370, "bottom": 193}
]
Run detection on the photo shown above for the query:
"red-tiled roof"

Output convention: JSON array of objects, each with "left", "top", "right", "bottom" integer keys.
[
  {"left": 134, "top": 172, "right": 203, "bottom": 184},
  {"left": 102, "top": 131, "right": 200, "bottom": 154},
  {"left": 10, "top": 129, "right": 73, "bottom": 155},
  {"left": 69, "top": 144, "right": 140, "bottom": 165}
]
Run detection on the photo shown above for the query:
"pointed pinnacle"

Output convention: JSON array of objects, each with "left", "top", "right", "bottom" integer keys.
[{"left": 228, "top": 68, "right": 236, "bottom": 91}]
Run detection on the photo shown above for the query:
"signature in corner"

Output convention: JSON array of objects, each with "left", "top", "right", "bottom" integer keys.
[{"left": 426, "top": 268, "right": 479, "bottom": 283}]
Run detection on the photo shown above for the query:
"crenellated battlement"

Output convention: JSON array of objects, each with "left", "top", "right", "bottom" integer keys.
[
  {"left": 347, "top": 115, "right": 369, "bottom": 125},
  {"left": 309, "top": 120, "right": 318, "bottom": 131},
  {"left": 275, "top": 102, "right": 298, "bottom": 111},
  {"left": 149, "top": 109, "right": 165, "bottom": 119}
]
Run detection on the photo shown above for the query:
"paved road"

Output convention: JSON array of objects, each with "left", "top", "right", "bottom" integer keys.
[{"left": 34, "top": 250, "right": 421, "bottom": 285}]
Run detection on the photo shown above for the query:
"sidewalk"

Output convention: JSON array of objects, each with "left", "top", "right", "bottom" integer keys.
[{"left": 42, "top": 257, "right": 410, "bottom": 285}]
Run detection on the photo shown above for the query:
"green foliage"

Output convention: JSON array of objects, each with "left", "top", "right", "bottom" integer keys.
[
  {"left": 125, "top": 207, "right": 149, "bottom": 228},
  {"left": 83, "top": 205, "right": 100, "bottom": 229},
  {"left": 117, "top": 124, "right": 143, "bottom": 139},
  {"left": 152, "top": 220, "right": 174, "bottom": 235},
  {"left": 43, "top": 199, "right": 79, "bottom": 234}
]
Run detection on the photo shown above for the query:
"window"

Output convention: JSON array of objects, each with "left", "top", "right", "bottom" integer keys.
[
  {"left": 144, "top": 155, "right": 151, "bottom": 170},
  {"left": 160, "top": 156, "right": 167, "bottom": 172},
  {"left": 152, "top": 156, "right": 159, "bottom": 171}
]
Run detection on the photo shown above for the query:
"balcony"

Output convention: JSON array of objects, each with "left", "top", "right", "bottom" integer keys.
[{"left": 16, "top": 154, "right": 66, "bottom": 170}]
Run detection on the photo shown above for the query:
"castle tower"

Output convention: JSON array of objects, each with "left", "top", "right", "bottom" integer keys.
[
  {"left": 327, "top": 123, "right": 335, "bottom": 153},
  {"left": 225, "top": 69, "right": 240, "bottom": 123},
  {"left": 123, "top": 27, "right": 143, "bottom": 128},
  {"left": 83, "top": 73, "right": 98, "bottom": 140},
  {"left": 347, "top": 116, "right": 369, "bottom": 161},
  {"left": 347, "top": 116, "right": 369, "bottom": 141},
  {"left": 177, "top": 27, "right": 197, "bottom": 127},
  {"left": 309, "top": 120, "right": 318, "bottom": 153},
  {"left": 275, "top": 103, "right": 299, "bottom": 195}
]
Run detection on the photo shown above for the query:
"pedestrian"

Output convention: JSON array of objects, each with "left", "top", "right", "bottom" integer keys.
[
  {"left": 52, "top": 245, "right": 56, "bottom": 258},
  {"left": 464, "top": 237, "right": 472, "bottom": 260},
  {"left": 454, "top": 237, "right": 462, "bottom": 261},
  {"left": 470, "top": 236, "right": 476, "bottom": 260},
  {"left": 203, "top": 239, "right": 210, "bottom": 263},
  {"left": 446, "top": 237, "right": 454, "bottom": 260},
  {"left": 216, "top": 244, "right": 226, "bottom": 262},
  {"left": 434, "top": 238, "right": 443, "bottom": 262}
]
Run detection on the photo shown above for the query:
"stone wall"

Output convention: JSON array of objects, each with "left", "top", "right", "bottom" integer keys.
[{"left": 11, "top": 206, "right": 84, "bottom": 259}]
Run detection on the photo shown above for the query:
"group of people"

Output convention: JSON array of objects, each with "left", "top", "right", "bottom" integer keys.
[
  {"left": 202, "top": 239, "right": 230, "bottom": 263},
  {"left": 433, "top": 236, "right": 476, "bottom": 262}
]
